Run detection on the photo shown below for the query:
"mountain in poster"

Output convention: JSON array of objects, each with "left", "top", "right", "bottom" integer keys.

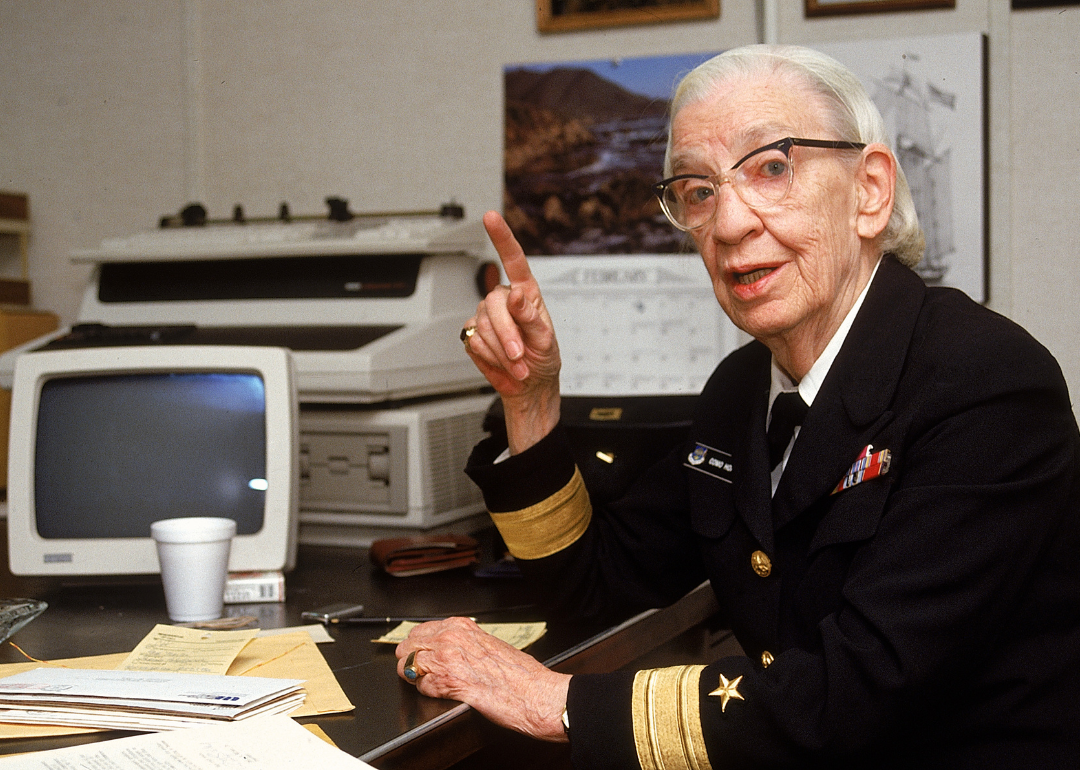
[{"left": 503, "top": 65, "right": 686, "bottom": 255}]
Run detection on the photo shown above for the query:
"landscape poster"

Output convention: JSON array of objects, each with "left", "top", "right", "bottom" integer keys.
[{"left": 502, "top": 53, "right": 717, "bottom": 256}]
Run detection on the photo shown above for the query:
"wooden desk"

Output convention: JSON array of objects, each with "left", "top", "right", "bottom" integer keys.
[{"left": 0, "top": 528, "right": 733, "bottom": 768}]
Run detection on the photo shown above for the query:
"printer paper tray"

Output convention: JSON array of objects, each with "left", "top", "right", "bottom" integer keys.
[{"left": 37, "top": 323, "right": 402, "bottom": 353}]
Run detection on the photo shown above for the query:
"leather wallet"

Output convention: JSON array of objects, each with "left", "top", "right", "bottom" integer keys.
[{"left": 369, "top": 534, "right": 480, "bottom": 577}]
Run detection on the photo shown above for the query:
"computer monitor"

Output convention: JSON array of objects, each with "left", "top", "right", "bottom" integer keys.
[{"left": 6, "top": 345, "right": 299, "bottom": 576}]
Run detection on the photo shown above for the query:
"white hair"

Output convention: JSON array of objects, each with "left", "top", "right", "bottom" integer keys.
[{"left": 666, "top": 44, "right": 924, "bottom": 267}]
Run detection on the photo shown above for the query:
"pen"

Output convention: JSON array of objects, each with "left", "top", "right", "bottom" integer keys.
[{"left": 333, "top": 616, "right": 471, "bottom": 625}]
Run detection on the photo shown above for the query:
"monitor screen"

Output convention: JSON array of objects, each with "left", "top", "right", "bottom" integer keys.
[{"left": 7, "top": 346, "right": 298, "bottom": 576}]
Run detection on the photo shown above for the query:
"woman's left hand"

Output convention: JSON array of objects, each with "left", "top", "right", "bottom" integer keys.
[{"left": 395, "top": 617, "right": 571, "bottom": 743}]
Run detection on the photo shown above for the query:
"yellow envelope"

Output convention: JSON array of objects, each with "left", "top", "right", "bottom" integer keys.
[{"left": 227, "top": 631, "right": 353, "bottom": 717}]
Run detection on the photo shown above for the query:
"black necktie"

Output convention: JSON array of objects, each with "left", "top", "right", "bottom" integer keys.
[{"left": 767, "top": 391, "right": 808, "bottom": 471}]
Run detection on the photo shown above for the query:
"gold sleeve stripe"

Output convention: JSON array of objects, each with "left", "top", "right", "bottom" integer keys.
[
  {"left": 489, "top": 467, "right": 592, "bottom": 560},
  {"left": 632, "top": 666, "right": 712, "bottom": 770}
]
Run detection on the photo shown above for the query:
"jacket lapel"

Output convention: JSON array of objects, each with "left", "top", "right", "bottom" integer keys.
[
  {"left": 688, "top": 340, "right": 773, "bottom": 549},
  {"left": 772, "top": 258, "right": 927, "bottom": 530}
]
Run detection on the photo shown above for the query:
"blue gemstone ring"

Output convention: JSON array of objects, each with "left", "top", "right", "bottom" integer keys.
[{"left": 404, "top": 650, "right": 424, "bottom": 682}]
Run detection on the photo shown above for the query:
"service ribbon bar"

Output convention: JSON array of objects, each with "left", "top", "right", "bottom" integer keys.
[{"left": 832, "top": 445, "right": 892, "bottom": 495}]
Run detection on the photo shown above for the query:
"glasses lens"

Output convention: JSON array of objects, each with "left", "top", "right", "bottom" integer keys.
[
  {"left": 661, "top": 178, "right": 716, "bottom": 230},
  {"left": 734, "top": 148, "right": 792, "bottom": 208}
]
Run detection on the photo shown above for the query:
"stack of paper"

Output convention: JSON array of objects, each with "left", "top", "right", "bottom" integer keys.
[
  {"left": 0, "top": 714, "right": 375, "bottom": 769},
  {"left": 0, "top": 668, "right": 305, "bottom": 732}
]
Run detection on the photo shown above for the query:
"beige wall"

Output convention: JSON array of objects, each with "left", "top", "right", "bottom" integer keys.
[{"left": 2, "top": 1, "right": 1077, "bottom": 417}]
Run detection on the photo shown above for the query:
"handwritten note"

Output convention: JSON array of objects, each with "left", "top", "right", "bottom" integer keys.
[
  {"left": 372, "top": 621, "right": 546, "bottom": 650},
  {"left": 118, "top": 624, "right": 258, "bottom": 674}
]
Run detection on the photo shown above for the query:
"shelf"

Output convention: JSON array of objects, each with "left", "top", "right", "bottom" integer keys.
[{"left": 0, "top": 192, "right": 29, "bottom": 281}]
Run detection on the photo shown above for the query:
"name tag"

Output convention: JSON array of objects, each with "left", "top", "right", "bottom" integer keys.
[{"left": 685, "top": 442, "right": 734, "bottom": 484}]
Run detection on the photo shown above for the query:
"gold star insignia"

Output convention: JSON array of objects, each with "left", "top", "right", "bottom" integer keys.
[{"left": 708, "top": 673, "right": 745, "bottom": 712}]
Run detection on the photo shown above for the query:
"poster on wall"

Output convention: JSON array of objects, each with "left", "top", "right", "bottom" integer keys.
[
  {"left": 502, "top": 52, "right": 717, "bottom": 257},
  {"left": 805, "top": 0, "right": 954, "bottom": 16},
  {"left": 816, "top": 33, "right": 987, "bottom": 302},
  {"left": 537, "top": 0, "right": 720, "bottom": 33},
  {"left": 1010, "top": 0, "right": 1080, "bottom": 7}
]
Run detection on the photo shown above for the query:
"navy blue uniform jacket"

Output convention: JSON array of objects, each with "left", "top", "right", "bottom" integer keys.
[{"left": 466, "top": 257, "right": 1080, "bottom": 769}]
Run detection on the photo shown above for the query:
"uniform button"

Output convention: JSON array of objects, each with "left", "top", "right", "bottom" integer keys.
[
  {"left": 750, "top": 550, "right": 772, "bottom": 577},
  {"left": 761, "top": 651, "right": 774, "bottom": 669}
]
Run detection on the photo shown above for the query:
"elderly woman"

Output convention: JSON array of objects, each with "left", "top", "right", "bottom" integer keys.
[{"left": 396, "top": 45, "right": 1080, "bottom": 768}]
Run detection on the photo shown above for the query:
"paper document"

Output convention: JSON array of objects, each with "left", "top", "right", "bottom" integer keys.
[
  {"left": 373, "top": 621, "right": 546, "bottom": 650},
  {"left": 0, "top": 667, "right": 305, "bottom": 732},
  {"left": 118, "top": 624, "right": 258, "bottom": 674},
  {"left": 0, "top": 713, "right": 376, "bottom": 769}
]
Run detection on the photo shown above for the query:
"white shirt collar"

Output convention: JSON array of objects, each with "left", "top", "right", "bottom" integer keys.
[{"left": 769, "top": 257, "right": 882, "bottom": 409}]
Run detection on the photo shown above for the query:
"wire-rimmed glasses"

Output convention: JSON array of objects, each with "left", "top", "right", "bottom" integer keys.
[{"left": 654, "top": 137, "right": 866, "bottom": 232}]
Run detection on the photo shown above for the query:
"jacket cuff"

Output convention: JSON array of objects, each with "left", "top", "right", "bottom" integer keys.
[
  {"left": 567, "top": 672, "right": 640, "bottom": 770},
  {"left": 568, "top": 667, "right": 715, "bottom": 770},
  {"left": 490, "top": 467, "right": 591, "bottom": 560},
  {"left": 631, "top": 666, "right": 712, "bottom": 770},
  {"left": 465, "top": 424, "right": 578, "bottom": 512}
]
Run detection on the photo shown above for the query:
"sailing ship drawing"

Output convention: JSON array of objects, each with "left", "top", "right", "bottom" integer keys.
[{"left": 871, "top": 55, "right": 958, "bottom": 283}]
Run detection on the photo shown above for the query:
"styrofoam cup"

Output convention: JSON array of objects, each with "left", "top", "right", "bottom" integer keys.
[{"left": 150, "top": 517, "right": 236, "bottom": 622}]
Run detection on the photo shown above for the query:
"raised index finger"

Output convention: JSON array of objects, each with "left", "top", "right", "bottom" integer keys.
[{"left": 482, "top": 210, "right": 536, "bottom": 288}]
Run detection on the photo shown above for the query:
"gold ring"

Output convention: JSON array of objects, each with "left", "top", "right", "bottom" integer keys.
[
  {"left": 460, "top": 326, "right": 477, "bottom": 346},
  {"left": 404, "top": 650, "right": 424, "bottom": 682}
]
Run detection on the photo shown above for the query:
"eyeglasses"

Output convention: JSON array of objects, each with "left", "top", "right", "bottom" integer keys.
[{"left": 654, "top": 137, "right": 866, "bottom": 232}]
